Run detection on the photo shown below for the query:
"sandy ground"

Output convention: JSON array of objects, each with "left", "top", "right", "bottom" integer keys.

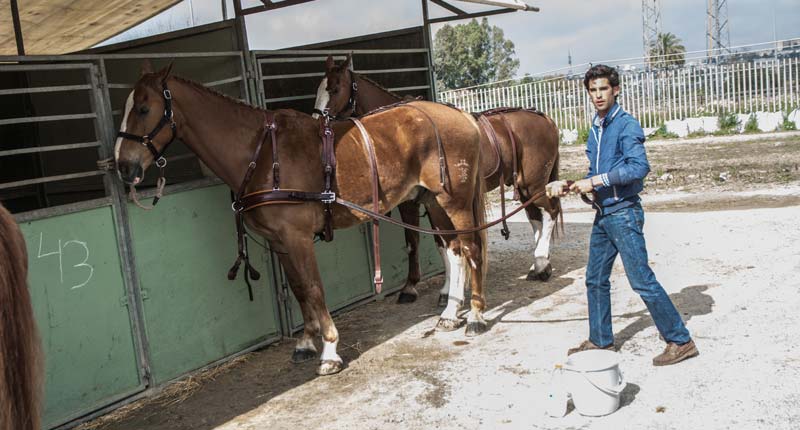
[{"left": 86, "top": 135, "right": 800, "bottom": 430}]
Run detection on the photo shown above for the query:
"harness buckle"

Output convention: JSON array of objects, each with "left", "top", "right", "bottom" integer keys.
[
  {"left": 163, "top": 89, "right": 172, "bottom": 100},
  {"left": 231, "top": 201, "right": 240, "bottom": 212},
  {"left": 320, "top": 191, "right": 336, "bottom": 204},
  {"left": 155, "top": 157, "right": 167, "bottom": 168}
]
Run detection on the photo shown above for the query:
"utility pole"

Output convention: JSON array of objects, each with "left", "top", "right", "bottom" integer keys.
[
  {"left": 641, "top": 0, "right": 661, "bottom": 66},
  {"left": 706, "top": 0, "right": 730, "bottom": 63}
]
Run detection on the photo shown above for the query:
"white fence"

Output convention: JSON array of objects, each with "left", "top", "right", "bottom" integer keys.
[{"left": 438, "top": 58, "right": 800, "bottom": 131}]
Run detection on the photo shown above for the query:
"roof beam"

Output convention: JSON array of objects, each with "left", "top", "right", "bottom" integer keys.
[
  {"left": 430, "top": 0, "right": 467, "bottom": 15},
  {"left": 455, "top": 0, "right": 539, "bottom": 11},
  {"left": 426, "top": 7, "right": 517, "bottom": 24},
  {"left": 238, "top": 0, "right": 318, "bottom": 16}
]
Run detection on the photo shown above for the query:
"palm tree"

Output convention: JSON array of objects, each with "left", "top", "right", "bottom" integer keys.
[{"left": 649, "top": 32, "right": 686, "bottom": 68}]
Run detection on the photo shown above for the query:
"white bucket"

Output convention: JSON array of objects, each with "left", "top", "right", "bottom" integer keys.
[{"left": 562, "top": 350, "right": 626, "bottom": 416}]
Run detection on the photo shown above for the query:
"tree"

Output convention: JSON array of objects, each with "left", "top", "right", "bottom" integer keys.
[
  {"left": 433, "top": 18, "right": 520, "bottom": 91},
  {"left": 649, "top": 32, "right": 686, "bottom": 68}
]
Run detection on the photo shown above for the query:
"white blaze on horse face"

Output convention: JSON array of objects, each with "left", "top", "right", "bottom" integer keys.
[
  {"left": 312, "top": 78, "right": 329, "bottom": 119},
  {"left": 320, "top": 339, "right": 342, "bottom": 363},
  {"left": 441, "top": 247, "right": 467, "bottom": 321},
  {"left": 114, "top": 91, "right": 135, "bottom": 162}
]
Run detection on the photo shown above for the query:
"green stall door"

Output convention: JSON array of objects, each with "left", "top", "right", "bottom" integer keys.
[
  {"left": 375, "top": 209, "right": 445, "bottom": 295},
  {"left": 128, "top": 185, "right": 281, "bottom": 384},
  {"left": 21, "top": 206, "right": 142, "bottom": 429},
  {"left": 288, "top": 224, "right": 375, "bottom": 329}
]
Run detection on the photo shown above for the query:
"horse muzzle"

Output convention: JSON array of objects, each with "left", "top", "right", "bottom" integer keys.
[{"left": 116, "top": 160, "right": 145, "bottom": 185}]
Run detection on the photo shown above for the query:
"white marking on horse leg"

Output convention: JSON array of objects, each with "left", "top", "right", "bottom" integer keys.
[
  {"left": 296, "top": 335, "right": 317, "bottom": 352},
  {"left": 535, "top": 213, "right": 555, "bottom": 259},
  {"left": 312, "top": 78, "right": 329, "bottom": 119},
  {"left": 528, "top": 219, "right": 543, "bottom": 273},
  {"left": 440, "top": 247, "right": 467, "bottom": 320},
  {"left": 114, "top": 91, "right": 135, "bottom": 162},
  {"left": 439, "top": 245, "right": 451, "bottom": 297},
  {"left": 320, "top": 339, "right": 342, "bottom": 363}
]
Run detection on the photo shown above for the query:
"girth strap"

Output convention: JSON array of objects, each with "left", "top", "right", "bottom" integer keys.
[
  {"left": 228, "top": 113, "right": 276, "bottom": 293},
  {"left": 498, "top": 113, "right": 520, "bottom": 201},
  {"left": 477, "top": 114, "right": 511, "bottom": 240},
  {"left": 319, "top": 117, "right": 336, "bottom": 242},
  {"left": 350, "top": 118, "right": 383, "bottom": 294}
]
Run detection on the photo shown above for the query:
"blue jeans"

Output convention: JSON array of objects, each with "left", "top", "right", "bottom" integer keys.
[{"left": 585, "top": 203, "right": 691, "bottom": 347}]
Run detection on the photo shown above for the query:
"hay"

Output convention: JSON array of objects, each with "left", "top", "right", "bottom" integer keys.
[{"left": 75, "top": 353, "right": 253, "bottom": 429}]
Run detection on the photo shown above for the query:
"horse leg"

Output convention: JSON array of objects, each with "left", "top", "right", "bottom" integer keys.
[
  {"left": 423, "top": 202, "right": 465, "bottom": 330},
  {"left": 396, "top": 201, "right": 422, "bottom": 304},
  {"left": 526, "top": 196, "right": 559, "bottom": 281},
  {"left": 277, "top": 235, "right": 343, "bottom": 375}
]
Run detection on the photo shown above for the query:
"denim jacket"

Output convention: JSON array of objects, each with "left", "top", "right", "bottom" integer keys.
[{"left": 585, "top": 103, "right": 650, "bottom": 214}]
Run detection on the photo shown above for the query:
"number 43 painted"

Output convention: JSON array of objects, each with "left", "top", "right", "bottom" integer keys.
[{"left": 37, "top": 232, "right": 94, "bottom": 290}]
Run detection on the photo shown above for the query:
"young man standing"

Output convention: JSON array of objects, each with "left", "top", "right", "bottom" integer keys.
[{"left": 547, "top": 64, "right": 698, "bottom": 366}]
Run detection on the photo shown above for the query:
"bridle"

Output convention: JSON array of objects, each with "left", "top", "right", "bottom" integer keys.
[
  {"left": 117, "top": 82, "right": 178, "bottom": 169},
  {"left": 312, "top": 70, "right": 358, "bottom": 120}
]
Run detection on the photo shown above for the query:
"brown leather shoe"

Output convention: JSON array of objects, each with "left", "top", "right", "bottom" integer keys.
[
  {"left": 653, "top": 340, "right": 699, "bottom": 366},
  {"left": 567, "top": 339, "right": 615, "bottom": 356}
]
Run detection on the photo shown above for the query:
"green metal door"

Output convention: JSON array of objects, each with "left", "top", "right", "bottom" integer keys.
[
  {"left": 128, "top": 185, "right": 281, "bottom": 384},
  {"left": 20, "top": 206, "right": 142, "bottom": 429},
  {"left": 375, "top": 209, "right": 444, "bottom": 295},
  {"left": 287, "top": 225, "right": 375, "bottom": 329}
]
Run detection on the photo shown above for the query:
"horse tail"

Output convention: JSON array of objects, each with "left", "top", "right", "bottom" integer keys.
[{"left": 0, "top": 204, "right": 42, "bottom": 430}]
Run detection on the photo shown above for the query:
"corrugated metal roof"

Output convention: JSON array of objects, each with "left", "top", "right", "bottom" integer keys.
[{"left": 0, "top": 0, "right": 180, "bottom": 55}]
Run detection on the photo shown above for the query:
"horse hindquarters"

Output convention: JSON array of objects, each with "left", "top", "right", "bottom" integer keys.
[{"left": 0, "top": 204, "right": 41, "bottom": 430}]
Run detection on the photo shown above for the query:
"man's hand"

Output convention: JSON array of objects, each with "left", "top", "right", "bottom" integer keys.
[
  {"left": 545, "top": 180, "right": 569, "bottom": 198},
  {"left": 570, "top": 178, "right": 595, "bottom": 194}
]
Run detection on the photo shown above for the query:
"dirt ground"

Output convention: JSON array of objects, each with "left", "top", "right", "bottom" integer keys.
[{"left": 85, "top": 132, "right": 800, "bottom": 430}]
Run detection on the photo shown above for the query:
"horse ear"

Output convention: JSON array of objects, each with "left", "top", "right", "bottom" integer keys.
[
  {"left": 343, "top": 53, "right": 352, "bottom": 70},
  {"left": 325, "top": 55, "right": 335, "bottom": 71},
  {"left": 140, "top": 59, "right": 154, "bottom": 76},
  {"left": 159, "top": 62, "right": 174, "bottom": 83}
]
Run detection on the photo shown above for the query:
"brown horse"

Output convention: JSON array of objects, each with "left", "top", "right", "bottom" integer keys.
[
  {"left": 0, "top": 203, "right": 42, "bottom": 430},
  {"left": 115, "top": 63, "right": 489, "bottom": 376},
  {"left": 314, "top": 55, "right": 562, "bottom": 304}
]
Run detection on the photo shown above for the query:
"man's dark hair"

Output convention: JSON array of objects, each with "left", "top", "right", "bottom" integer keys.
[{"left": 583, "top": 64, "right": 620, "bottom": 90}]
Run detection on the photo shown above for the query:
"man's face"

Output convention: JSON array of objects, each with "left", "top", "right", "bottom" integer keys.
[{"left": 586, "top": 77, "right": 620, "bottom": 115}]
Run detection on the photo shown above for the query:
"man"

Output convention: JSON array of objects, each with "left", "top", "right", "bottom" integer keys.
[{"left": 547, "top": 64, "right": 698, "bottom": 366}]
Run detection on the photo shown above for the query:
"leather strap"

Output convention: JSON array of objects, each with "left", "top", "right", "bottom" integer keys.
[
  {"left": 477, "top": 114, "right": 510, "bottom": 239},
  {"left": 228, "top": 113, "right": 275, "bottom": 287},
  {"left": 319, "top": 117, "right": 336, "bottom": 242},
  {"left": 498, "top": 113, "right": 520, "bottom": 201},
  {"left": 350, "top": 118, "right": 383, "bottom": 293}
]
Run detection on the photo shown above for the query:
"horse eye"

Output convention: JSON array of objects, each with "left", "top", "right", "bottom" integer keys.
[{"left": 138, "top": 105, "right": 150, "bottom": 115}]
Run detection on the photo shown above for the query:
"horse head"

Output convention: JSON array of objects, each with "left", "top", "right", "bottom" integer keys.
[
  {"left": 312, "top": 53, "right": 353, "bottom": 119},
  {"left": 115, "top": 61, "right": 177, "bottom": 185}
]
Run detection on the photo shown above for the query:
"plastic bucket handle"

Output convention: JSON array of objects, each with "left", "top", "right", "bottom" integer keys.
[{"left": 562, "top": 364, "right": 626, "bottom": 396}]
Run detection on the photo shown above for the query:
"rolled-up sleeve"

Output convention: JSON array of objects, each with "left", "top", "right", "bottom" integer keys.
[{"left": 604, "top": 120, "right": 650, "bottom": 186}]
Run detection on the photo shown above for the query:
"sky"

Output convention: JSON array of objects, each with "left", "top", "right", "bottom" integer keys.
[{"left": 101, "top": 0, "right": 800, "bottom": 78}]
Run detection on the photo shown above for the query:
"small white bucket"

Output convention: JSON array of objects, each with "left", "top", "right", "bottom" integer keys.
[{"left": 562, "top": 350, "right": 626, "bottom": 416}]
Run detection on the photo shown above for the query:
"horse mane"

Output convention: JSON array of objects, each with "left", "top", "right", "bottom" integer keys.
[
  {"left": 170, "top": 75, "right": 267, "bottom": 114},
  {"left": 352, "top": 72, "right": 403, "bottom": 101},
  {"left": 0, "top": 203, "right": 41, "bottom": 430}
]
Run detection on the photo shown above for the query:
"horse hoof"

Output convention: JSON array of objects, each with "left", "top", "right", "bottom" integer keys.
[
  {"left": 437, "top": 294, "right": 448, "bottom": 307},
  {"left": 526, "top": 263, "right": 553, "bottom": 281},
  {"left": 436, "top": 318, "right": 464, "bottom": 332},
  {"left": 397, "top": 291, "right": 418, "bottom": 304},
  {"left": 291, "top": 348, "right": 317, "bottom": 364},
  {"left": 465, "top": 321, "right": 488, "bottom": 337},
  {"left": 316, "top": 359, "right": 344, "bottom": 376}
]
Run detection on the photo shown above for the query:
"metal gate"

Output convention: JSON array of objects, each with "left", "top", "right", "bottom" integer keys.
[{"left": 0, "top": 51, "right": 282, "bottom": 429}]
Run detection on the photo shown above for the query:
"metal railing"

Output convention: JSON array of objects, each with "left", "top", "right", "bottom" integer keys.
[{"left": 439, "top": 57, "right": 800, "bottom": 130}]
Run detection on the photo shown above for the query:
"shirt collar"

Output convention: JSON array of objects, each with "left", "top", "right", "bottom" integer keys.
[{"left": 593, "top": 103, "right": 621, "bottom": 128}]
